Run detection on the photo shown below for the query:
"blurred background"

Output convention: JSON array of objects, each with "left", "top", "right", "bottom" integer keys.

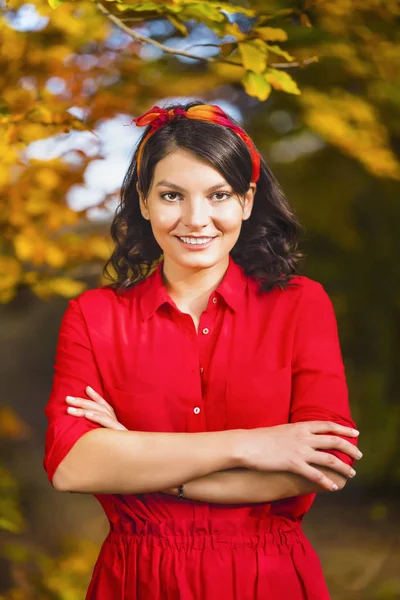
[{"left": 1, "top": 0, "right": 400, "bottom": 598}]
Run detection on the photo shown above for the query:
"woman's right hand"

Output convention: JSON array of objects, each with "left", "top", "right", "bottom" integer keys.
[{"left": 235, "top": 422, "right": 362, "bottom": 490}]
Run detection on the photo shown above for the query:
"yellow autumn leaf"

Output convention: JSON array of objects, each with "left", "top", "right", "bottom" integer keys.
[
  {"left": 0, "top": 140, "right": 19, "bottom": 166},
  {"left": 224, "top": 22, "right": 247, "bottom": 41},
  {"left": 0, "top": 168, "right": 10, "bottom": 187},
  {"left": 45, "top": 243, "right": 67, "bottom": 268},
  {"left": 35, "top": 168, "right": 60, "bottom": 190},
  {"left": 88, "top": 236, "right": 112, "bottom": 260},
  {"left": 0, "top": 257, "right": 21, "bottom": 291},
  {"left": 13, "top": 234, "right": 35, "bottom": 261},
  {"left": 166, "top": 15, "right": 188, "bottom": 36},
  {"left": 25, "top": 193, "right": 50, "bottom": 216},
  {"left": 238, "top": 40, "right": 268, "bottom": 74},
  {"left": 243, "top": 71, "right": 272, "bottom": 101},
  {"left": 254, "top": 27, "right": 288, "bottom": 42},
  {"left": 264, "top": 68, "right": 301, "bottom": 95},
  {"left": 43, "top": 277, "right": 87, "bottom": 298},
  {"left": 0, "top": 407, "right": 31, "bottom": 440},
  {"left": 266, "top": 45, "right": 295, "bottom": 62},
  {"left": 2, "top": 88, "right": 36, "bottom": 114},
  {"left": 21, "top": 123, "right": 51, "bottom": 143},
  {"left": 5, "top": 124, "right": 19, "bottom": 145}
]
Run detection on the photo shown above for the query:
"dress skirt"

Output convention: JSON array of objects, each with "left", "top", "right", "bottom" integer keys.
[{"left": 85, "top": 515, "right": 331, "bottom": 600}]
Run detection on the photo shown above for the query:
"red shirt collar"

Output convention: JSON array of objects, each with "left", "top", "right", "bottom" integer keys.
[{"left": 139, "top": 254, "right": 248, "bottom": 322}]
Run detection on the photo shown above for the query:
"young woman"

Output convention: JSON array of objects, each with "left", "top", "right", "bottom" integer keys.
[{"left": 43, "top": 101, "right": 362, "bottom": 600}]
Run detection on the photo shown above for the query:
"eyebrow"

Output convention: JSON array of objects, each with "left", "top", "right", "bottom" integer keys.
[{"left": 155, "top": 179, "right": 229, "bottom": 193}]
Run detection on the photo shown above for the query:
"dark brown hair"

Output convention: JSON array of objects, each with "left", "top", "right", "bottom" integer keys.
[{"left": 103, "top": 99, "right": 305, "bottom": 293}]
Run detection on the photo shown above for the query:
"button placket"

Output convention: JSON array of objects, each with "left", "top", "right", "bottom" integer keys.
[{"left": 195, "top": 307, "right": 215, "bottom": 431}]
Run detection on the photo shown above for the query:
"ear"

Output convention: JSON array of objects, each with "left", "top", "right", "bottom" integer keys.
[
  {"left": 136, "top": 182, "right": 150, "bottom": 220},
  {"left": 242, "top": 182, "right": 256, "bottom": 221}
]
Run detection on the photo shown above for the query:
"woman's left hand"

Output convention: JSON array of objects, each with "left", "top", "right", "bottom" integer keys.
[{"left": 65, "top": 386, "right": 128, "bottom": 431}]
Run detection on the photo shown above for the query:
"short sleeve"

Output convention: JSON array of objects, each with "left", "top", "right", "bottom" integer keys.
[
  {"left": 290, "top": 281, "right": 358, "bottom": 468},
  {"left": 43, "top": 298, "right": 104, "bottom": 486}
]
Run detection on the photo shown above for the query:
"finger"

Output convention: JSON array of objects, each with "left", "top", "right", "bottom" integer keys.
[
  {"left": 84, "top": 411, "right": 127, "bottom": 431},
  {"left": 308, "top": 421, "right": 359, "bottom": 437},
  {"left": 313, "top": 435, "right": 362, "bottom": 460},
  {"left": 292, "top": 461, "right": 341, "bottom": 491},
  {"left": 310, "top": 450, "right": 357, "bottom": 478},
  {"left": 66, "top": 396, "right": 109, "bottom": 415},
  {"left": 85, "top": 386, "right": 109, "bottom": 406},
  {"left": 67, "top": 406, "right": 127, "bottom": 431}
]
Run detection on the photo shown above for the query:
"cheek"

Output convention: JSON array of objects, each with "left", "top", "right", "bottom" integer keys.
[
  {"left": 149, "top": 210, "right": 178, "bottom": 234},
  {"left": 213, "top": 205, "right": 244, "bottom": 234}
]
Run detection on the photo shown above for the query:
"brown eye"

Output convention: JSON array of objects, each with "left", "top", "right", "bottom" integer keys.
[
  {"left": 211, "top": 192, "right": 231, "bottom": 202},
  {"left": 160, "top": 192, "right": 181, "bottom": 202}
]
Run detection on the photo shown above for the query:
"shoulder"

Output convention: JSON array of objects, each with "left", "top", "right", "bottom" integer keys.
[
  {"left": 69, "top": 285, "right": 118, "bottom": 309},
  {"left": 285, "top": 275, "right": 338, "bottom": 320},
  {"left": 285, "top": 274, "right": 326, "bottom": 297},
  {"left": 65, "top": 285, "right": 130, "bottom": 324}
]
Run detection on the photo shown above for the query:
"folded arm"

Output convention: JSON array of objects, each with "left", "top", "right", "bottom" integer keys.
[{"left": 160, "top": 464, "right": 350, "bottom": 504}]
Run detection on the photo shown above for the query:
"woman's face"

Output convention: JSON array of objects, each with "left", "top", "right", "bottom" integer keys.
[{"left": 137, "top": 148, "right": 256, "bottom": 271}]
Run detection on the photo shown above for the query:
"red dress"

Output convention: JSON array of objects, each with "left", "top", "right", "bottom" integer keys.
[{"left": 43, "top": 255, "right": 357, "bottom": 599}]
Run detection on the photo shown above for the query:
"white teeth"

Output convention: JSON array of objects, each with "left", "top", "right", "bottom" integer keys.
[{"left": 179, "top": 237, "right": 213, "bottom": 245}]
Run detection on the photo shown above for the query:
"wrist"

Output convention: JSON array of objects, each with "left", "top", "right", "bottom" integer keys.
[
  {"left": 161, "top": 486, "right": 179, "bottom": 495},
  {"left": 229, "top": 429, "right": 249, "bottom": 468}
]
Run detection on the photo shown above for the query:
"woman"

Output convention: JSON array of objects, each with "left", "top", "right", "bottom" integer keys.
[{"left": 43, "top": 101, "right": 362, "bottom": 600}]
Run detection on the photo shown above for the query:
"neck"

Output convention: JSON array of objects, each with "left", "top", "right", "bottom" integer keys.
[{"left": 161, "top": 255, "right": 229, "bottom": 309}]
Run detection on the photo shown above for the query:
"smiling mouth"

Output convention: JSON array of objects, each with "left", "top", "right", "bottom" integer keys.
[{"left": 176, "top": 236, "right": 217, "bottom": 246}]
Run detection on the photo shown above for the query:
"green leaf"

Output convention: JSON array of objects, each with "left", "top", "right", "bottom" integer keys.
[
  {"left": 238, "top": 40, "right": 268, "bottom": 74},
  {"left": 266, "top": 45, "right": 294, "bottom": 62},
  {"left": 264, "top": 67, "right": 301, "bottom": 95},
  {"left": 243, "top": 71, "right": 272, "bottom": 101}
]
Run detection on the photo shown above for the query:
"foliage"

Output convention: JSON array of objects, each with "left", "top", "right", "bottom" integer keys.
[{"left": 1, "top": 0, "right": 398, "bottom": 301}]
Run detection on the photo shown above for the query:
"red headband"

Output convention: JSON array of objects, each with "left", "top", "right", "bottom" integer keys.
[{"left": 127, "top": 104, "right": 261, "bottom": 182}]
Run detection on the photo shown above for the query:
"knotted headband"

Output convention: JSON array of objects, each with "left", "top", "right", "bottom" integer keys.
[{"left": 126, "top": 104, "right": 261, "bottom": 182}]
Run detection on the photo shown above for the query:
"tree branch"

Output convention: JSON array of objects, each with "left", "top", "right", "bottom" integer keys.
[{"left": 96, "top": 2, "right": 317, "bottom": 70}]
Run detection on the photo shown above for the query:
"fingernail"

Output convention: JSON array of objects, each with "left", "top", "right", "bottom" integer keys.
[
  {"left": 66, "top": 396, "right": 75, "bottom": 401},
  {"left": 357, "top": 451, "right": 363, "bottom": 459},
  {"left": 87, "top": 386, "right": 94, "bottom": 393},
  {"left": 350, "top": 469, "right": 356, "bottom": 477},
  {"left": 67, "top": 406, "right": 79, "bottom": 413},
  {"left": 332, "top": 484, "right": 339, "bottom": 491},
  {"left": 352, "top": 429, "right": 359, "bottom": 435}
]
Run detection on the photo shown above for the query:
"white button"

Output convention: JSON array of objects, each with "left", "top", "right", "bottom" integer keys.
[
  {"left": 194, "top": 406, "right": 201, "bottom": 414},
  {"left": 202, "top": 327, "right": 209, "bottom": 335},
  {"left": 212, "top": 297, "right": 217, "bottom": 304},
  {"left": 200, "top": 367, "right": 204, "bottom": 374}
]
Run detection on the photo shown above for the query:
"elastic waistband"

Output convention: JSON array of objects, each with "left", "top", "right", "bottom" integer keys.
[{"left": 107, "top": 516, "right": 304, "bottom": 550}]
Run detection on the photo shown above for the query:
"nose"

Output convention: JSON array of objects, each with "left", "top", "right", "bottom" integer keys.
[{"left": 181, "top": 196, "right": 210, "bottom": 229}]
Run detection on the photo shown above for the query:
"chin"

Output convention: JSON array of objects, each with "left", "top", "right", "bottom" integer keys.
[{"left": 168, "top": 250, "right": 224, "bottom": 270}]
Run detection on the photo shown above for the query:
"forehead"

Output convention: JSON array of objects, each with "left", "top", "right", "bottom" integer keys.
[{"left": 153, "top": 149, "right": 227, "bottom": 186}]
